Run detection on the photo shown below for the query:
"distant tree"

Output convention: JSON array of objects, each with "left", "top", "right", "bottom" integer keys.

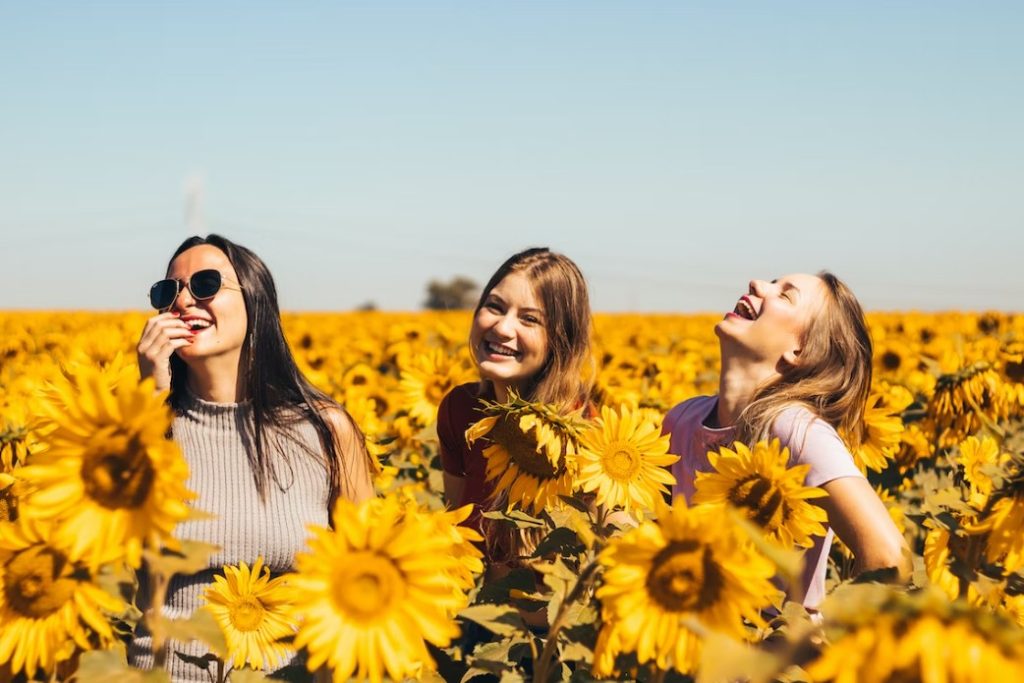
[
  {"left": 355, "top": 301, "right": 378, "bottom": 312},
  {"left": 423, "top": 276, "right": 479, "bottom": 310}
]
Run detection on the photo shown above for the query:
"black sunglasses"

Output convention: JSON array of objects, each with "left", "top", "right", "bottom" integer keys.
[{"left": 149, "top": 269, "right": 242, "bottom": 310}]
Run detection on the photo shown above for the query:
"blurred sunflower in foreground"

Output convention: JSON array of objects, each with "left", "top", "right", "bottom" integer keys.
[
  {"left": 593, "top": 498, "right": 780, "bottom": 676},
  {"left": 808, "top": 584, "right": 1024, "bottom": 683},
  {"left": 287, "top": 494, "right": 480, "bottom": 683},
  {"left": 0, "top": 518, "right": 123, "bottom": 679},
  {"left": 15, "top": 365, "right": 195, "bottom": 569}
]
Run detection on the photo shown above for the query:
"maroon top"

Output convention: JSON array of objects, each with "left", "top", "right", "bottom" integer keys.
[{"left": 437, "top": 382, "right": 497, "bottom": 532}]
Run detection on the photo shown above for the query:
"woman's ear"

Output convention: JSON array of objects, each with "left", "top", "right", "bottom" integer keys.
[{"left": 781, "top": 347, "right": 801, "bottom": 368}]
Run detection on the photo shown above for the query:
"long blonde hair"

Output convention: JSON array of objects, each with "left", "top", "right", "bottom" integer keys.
[
  {"left": 735, "top": 271, "right": 873, "bottom": 449},
  {"left": 474, "top": 247, "right": 594, "bottom": 408}
]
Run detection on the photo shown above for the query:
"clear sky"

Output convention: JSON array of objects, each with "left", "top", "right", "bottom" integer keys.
[{"left": 2, "top": 2, "right": 1022, "bottom": 312}]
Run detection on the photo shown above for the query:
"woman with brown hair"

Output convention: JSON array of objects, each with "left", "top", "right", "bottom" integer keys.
[
  {"left": 663, "top": 272, "right": 910, "bottom": 609},
  {"left": 437, "top": 247, "right": 594, "bottom": 561}
]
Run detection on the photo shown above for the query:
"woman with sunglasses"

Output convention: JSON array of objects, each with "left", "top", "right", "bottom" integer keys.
[{"left": 132, "top": 234, "right": 374, "bottom": 681}]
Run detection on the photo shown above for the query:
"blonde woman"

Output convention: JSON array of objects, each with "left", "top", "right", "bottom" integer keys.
[{"left": 663, "top": 272, "right": 910, "bottom": 609}]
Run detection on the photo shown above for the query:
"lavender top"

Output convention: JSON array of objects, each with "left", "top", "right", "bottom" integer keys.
[{"left": 663, "top": 395, "right": 863, "bottom": 608}]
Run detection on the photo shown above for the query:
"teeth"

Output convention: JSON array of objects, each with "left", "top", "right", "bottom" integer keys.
[
  {"left": 189, "top": 320, "right": 212, "bottom": 330},
  {"left": 734, "top": 300, "right": 756, "bottom": 320},
  {"left": 486, "top": 341, "right": 518, "bottom": 357}
]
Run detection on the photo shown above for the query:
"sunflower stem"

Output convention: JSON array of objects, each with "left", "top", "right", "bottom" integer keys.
[
  {"left": 148, "top": 571, "right": 170, "bottom": 669},
  {"left": 532, "top": 560, "right": 599, "bottom": 683}
]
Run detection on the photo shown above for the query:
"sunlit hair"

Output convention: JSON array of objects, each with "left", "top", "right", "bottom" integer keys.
[
  {"left": 735, "top": 271, "right": 873, "bottom": 450},
  {"left": 165, "top": 234, "right": 367, "bottom": 516},
  {"left": 474, "top": 247, "right": 594, "bottom": 409}
]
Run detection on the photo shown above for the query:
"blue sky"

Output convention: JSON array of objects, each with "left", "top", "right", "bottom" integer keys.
[{"left": 1, "top": 2, "right": 1021, "bottom": 312}]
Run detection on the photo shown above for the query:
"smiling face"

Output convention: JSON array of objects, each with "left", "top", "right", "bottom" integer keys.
[
  {"left": 716, "top": 273, "right": 828, "bottom": 369},
  {"left": 166, "top": 244, "right": 248, "bottom": 365},
  {"left": 469, "top": 271, "right": 550, "bottom": 397}
]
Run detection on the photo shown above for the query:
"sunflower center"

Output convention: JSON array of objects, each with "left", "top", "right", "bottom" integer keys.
[
  {"left": 3, "top": 545, "right": 77, "bottom": 619},
  {"left": 229, "top": 596, "right": 266, "bottom": 632},
  {"left": 728, "top": 475, "right": 786, "bottom": 529},
  {"left": 646, "top": 540, "right": 723, "bottom": 613},
  {"left": 493, "top": 416, "right": 561, "bottom": 479},
  {"left": 0, "top": 488, "right": 16, "bottom": 523},
  {"left": 601, "top": 441, "right": 642, "bottom": 481},
  {"left": 426, "top": 378, "right": 452, "bottom": 406},
  {"left": 81, "top": 436, "right": 155, "bottom": 509},
  {"left": 332, "top": 553, "right": 405, "bottom": 623}
]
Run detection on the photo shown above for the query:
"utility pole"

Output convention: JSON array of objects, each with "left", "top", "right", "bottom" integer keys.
[{"left": 183, "top": 172, "right": 205, "bottom": 235}]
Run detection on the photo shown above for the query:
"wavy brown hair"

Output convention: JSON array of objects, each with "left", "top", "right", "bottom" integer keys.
[
  {"left": 734, "top": 271, "right": 873, "bottom": 449},
  {"left": 474, "top": 247, "right": 594, "bottom": 409}
]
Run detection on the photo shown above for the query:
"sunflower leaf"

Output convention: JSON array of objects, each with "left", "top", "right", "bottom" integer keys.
[
  {"left": 75, "top": 645, "right": 171, "bottom": 682},
  {"left": 480, "top": 509, "right": 546, "bottom": 528},
  {"left": 149, "top": 609, "right": 228, "bottom": 657},
  {"left": 557, "top": 495, "right": 592, "bottom": 514},
  {"left": 143, "top": 540, "right": 221, "bottom": 580},
  {"left": 532, "top": 526, "right": 584, "bottom": 558},
  {"left": 229, "top": 669, "right": 271, "bottom": 682},
  {"left": 459, "top": 604, "right": 527, "bottom": 636}
]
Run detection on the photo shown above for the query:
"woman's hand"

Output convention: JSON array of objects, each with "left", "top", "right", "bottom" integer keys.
[{"left": 136, "top": 312, "right": 193, "bottom": 391}]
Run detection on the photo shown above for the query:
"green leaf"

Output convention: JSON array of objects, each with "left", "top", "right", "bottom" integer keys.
[
  {"left": 459, "top": 604, "right": 527, "bottom": 637},
  {"left": 531, "top": 527, "right": 584, "bottom": 559},
  {"left": 557, "top": 495, "right": 592, "bottom": 514},
  {"left": 696, "top": 630, "right": 784, "bottom": 683},
  {"left": 480, "top": 509, "right": 545, "bottom": 528},
  {"left": 230, "top": 669, "right": 272, "bottom": 682},
  {"left": 74, "top": 647, "right": 171, "bottom": 683},
  {"left": 173, "top": 651, "right": 217, "bottom": 671},
  {"left": 149, "top": 609, "right": 228, "bottom": 657},
  {"left": 143, "top": 540, "right": 221, "bottom": 580},
  {"left": 476, "top": 567, "right": 536, "bottom": 605}
]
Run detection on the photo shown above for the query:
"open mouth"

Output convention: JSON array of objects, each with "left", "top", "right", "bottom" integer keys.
[
  {"left": 732, "top": 297, "right": 758, "bottom": 321},
  {"left": 483, "top": 340, "right": 520, "bottom": 359},
  {"left": 186, "top": 319, "right": 214, "bottom": 332}
]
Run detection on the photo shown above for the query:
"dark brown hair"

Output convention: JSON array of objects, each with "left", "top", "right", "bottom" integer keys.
[{"left": 166, "top": 235, "right": 367, "bottom": 516}]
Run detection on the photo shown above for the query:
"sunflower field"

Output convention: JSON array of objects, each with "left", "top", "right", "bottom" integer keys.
[{"left": 2, "top": 310, "right": 1024, "bottom": 682}]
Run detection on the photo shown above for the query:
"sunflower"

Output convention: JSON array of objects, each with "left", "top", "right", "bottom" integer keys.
[
  {"left": 0, "top": 518, "right": 123, "bottom": 679},
  {"left": 956, "top": 435, "right": 1005, "bottom": 509},
  {"left": 808, "top": 584, "right": 1024, "bottom": 683},
  {"left": 847, "top": 385, "right": 912, "bottom": 473},
  {"left": 397, "top": 348, "right": 475, "bottom": 427},
  {"left": 15, "top": 365, "right": 195, "bottom": 569},
  {"left": 467, "top": 396, "right": 584, "bottom": 514},
  {"left": 692, "top": 439, "right": 828, "bottom": 548},
  {"left": 592, "top": 498, "right": 780, "bottom": 676},
  {"left": 929, "top": 362, "right": 1011, "bottom": 448},
  {"left": 203, "top": 557, "right": 295, "bottom": 671},
  {"left": 576, "top": 404, "right": 678, "bottom": 512},
  {"left": 288, "top": 494, "right": 475, "bottom": 683}
]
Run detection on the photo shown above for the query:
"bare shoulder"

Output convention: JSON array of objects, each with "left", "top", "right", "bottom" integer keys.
[{"left": 317, "top": 404, "right": 362, "bottom": 444}]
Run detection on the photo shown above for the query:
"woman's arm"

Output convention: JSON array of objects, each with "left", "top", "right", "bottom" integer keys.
[
  {"left": 323, "top": 408, "right": 375, "bottom": 504},
  {"left": 819, "top": 476, "right": 911, "bottom": 580},
  {"left": 442, "top": 472, "right": 467, "bottom": 509}
]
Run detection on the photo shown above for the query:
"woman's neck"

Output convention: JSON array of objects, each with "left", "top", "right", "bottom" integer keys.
[
  {"left": 185, "top": 357, "right": 247, "bottom": 403},
  {"left": 716, "top": 355, "right": 776, "bottom": 428}
]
